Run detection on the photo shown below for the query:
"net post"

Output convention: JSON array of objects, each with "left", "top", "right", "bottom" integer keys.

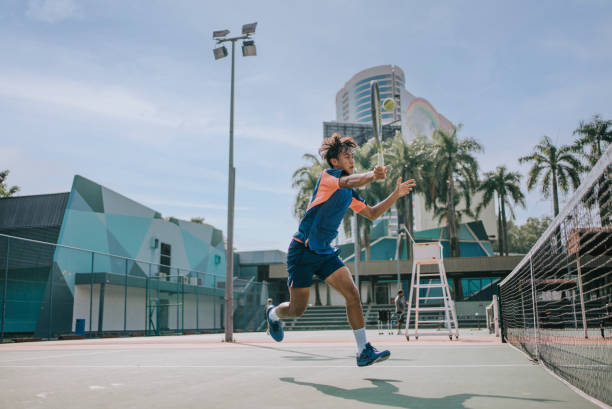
[
  {"left": 176, "top": 268, "right": 180, "bottom": 335},
  {"left": 145, "top": 265, "right": 149, "bottom": 336},
  {"left": 89, "top": 252, "right": 94, "bottom": 337},
  {"left": 196, "top": 271, "right": 200, "bottom": 333},
  {"left": 575, "top": 255, "right": 589, "bottom": 339},
  {"left": 98, "top": 280, "right": 105, "bottom": 335},
  {"left": 496, "top": 284, "right": 505, "bottom": 343},
  {"left": 1, "top": 237, "right": 9, "bottom": 343},
  {"left": 181, "top": 271, "right": 184, "bottom": 334},
  {"left": 529, "top": 256, "right": 539, "bottom": 361},
  {"left": 124, "top": 258, "right": 128, "bottom": 334},
  {"left": 47, "top": 252, "right": 54, "bottom": 340}
]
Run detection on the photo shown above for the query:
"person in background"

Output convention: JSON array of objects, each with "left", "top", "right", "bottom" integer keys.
[
  {"left": 265, "top": 298, "right": 274, "bottom": 335},
  {"left": 395, "top": 289, "right": 407, "bottom": 335}
]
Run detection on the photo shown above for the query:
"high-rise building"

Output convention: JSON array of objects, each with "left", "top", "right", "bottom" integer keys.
[
  {"left": 335, "top": 65, "right": 405, "bottom": 125},
  {"left": 335, "top": 65, "right": 455, "bottom": 140},
  {"left": 333, "top": 65, "right": 497, "bottom": 242}
]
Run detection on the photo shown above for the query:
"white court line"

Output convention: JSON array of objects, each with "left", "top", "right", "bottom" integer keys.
[
  {"left": 0, "top": 363, "right": 533, "bottom": 369},
  {"left": 0, "top": 350, "right": 128, "bottom": 363}
]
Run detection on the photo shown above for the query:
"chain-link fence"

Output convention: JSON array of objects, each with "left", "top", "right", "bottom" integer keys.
[{"left": 0, "top": 233, "right": 268, "bottom": 341}]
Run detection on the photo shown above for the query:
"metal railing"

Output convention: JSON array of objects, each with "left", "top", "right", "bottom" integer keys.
[{"left": 0, "top": 233, "right": 268, "bottom": 341}]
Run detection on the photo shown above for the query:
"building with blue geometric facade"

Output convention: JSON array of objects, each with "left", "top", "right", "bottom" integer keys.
[{"left": 0, "top": 175, "right": 227, "bottom": 338}]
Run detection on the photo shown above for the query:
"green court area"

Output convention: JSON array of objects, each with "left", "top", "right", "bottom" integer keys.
[{"left": 0, "top": 330, "right": 602, "bottom": 409}]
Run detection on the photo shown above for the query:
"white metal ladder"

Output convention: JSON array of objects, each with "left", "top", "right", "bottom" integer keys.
[{"left": 403, "top": 237, "right": 459, "bottom": 341}]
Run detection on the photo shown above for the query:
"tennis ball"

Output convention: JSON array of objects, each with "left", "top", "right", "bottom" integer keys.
[{"left": 382, "top": 98, "right": 396, "bottom": 111}]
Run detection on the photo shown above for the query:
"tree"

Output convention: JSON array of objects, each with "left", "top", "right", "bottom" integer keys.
[
  {"left": 0, "top": 170, "right": 19, "bottom": 197},
  {"left": 476, "top": 166, "right": 525, "bottom": 256},
  {"left": 190, "top": 217, "right": 205, "bottom": 224},
  {"left": 428, "top": 126, "right": 483, "bottom": 257},
  {"left": 504, "top": 216, "right": 552, "bottom": 254},
  {"left": 573, "top": 115, "right": 612, "bottom": 226},
  {"left": 292, "top": 153, "right": 325, "bottom": 220},
  {"left": 385, "top": 134, "right": 432, "bottom": 258},
  {"left": 519, "top": 136, "right": 582, "bottom": 217},
  {"left": 573, "top": 115, "right": 612, "bottom": 170},
  {"left": 432, "top": 193, "right": 474, "bottom": 252}
]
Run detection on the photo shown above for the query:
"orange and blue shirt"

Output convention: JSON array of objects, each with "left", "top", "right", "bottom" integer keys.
[{"left": 293, "top": 168, "right": 367, "bottom": 255}]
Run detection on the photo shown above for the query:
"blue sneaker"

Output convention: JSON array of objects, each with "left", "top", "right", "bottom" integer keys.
[
  {"left": 356, "top": 342, "right": 390, "bottom": 367},
  {"left": 266, "top": 305, "right": 284, "bottom": 342}
]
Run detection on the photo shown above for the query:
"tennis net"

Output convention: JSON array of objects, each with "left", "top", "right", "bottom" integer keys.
[{"left": 499, "top": 145, "right": 611, "bottom": 406}]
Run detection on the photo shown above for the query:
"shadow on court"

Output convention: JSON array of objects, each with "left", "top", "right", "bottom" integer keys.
[{"left": 280, "top": 377, "right": 558, "bottom": 409}]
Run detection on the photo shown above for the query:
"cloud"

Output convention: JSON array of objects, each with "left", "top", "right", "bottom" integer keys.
[
  {"left": 0, "top": 71, "right": 180, "bottom": 126},
  {"left": 237, "top": 178, "right": 292, "bottom": 195},
  {"left": 26, "top": 0, "right": 78, "bottom": 23},
  {"left": 538, "top": 22, "right": 612, "bottom": 61},
  {"left": 133, "top": 197, "right": 248, "bottom": 211},
  {"left": 236, "top": 127, "right": 320, "bottom": 150},
  {"left": 0, "top": 71, "right": 228, "bottom": 139}
]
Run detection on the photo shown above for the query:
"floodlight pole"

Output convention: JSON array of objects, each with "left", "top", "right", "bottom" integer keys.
[
  {"left": 225, "top": 39, "right": 236, "bottom": 344},
  {"left": 214, "top": 32, "right": 253, "bottom": 343}
]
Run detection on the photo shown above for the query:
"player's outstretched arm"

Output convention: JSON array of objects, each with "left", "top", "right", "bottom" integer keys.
[
  {"left": 338, "top": 166, "right": 386, "bottom": 189},
  {"left": 358, "top": 177, "right": 416, "bottom": 221}
]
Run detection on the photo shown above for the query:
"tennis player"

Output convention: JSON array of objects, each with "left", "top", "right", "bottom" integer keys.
[{"left": 266, "top": 133, "right": 416, "bottom": 366}]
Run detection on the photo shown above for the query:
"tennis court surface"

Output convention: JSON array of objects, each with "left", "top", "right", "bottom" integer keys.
[{"left": 0, "top": 329, "right": 604, "bottom": 409}]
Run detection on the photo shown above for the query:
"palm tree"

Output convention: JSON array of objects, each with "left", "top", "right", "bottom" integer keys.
[
  {"left": 385, "top": 134, "right": 432, "bottom": 258},
  {"left": 292, "top": 153, "right": 325, "bottom": 219},
  {"left": 573, "top": 115, "right": 612, "bottom": 169},
  {"left": 476, "top": 166, "right": 525, "bottom": 256},
  {"left": 433, "top": 194, "right": 474, "bottom": 251},
  {"left": 519, "top": 136, "right": 582, "bottom": 217},
  {"left": 0, "top": 170, "right": 19, "bottom": 198},
  {"left": 573, "top": 115, "right": 612, "bottom": 225},
  {"left": 428, "top": 126, "right": 483, "bottom": 257}
]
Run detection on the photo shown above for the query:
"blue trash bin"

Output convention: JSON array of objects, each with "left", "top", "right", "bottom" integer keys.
[{"left": 75, "top": 318, "right": 85, "bottom": 336}]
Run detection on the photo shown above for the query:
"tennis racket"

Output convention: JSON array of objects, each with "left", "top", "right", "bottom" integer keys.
[{"left": 370, "top": 81, "right": 384, "bottom": 167}]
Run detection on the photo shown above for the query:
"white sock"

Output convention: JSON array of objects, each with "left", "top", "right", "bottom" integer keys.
[
  {"left": 353, "top": 327, "right": 367, "bottom": 354},
  {"left": 269, "top": 306, "right": 280, "bottom": 322}
]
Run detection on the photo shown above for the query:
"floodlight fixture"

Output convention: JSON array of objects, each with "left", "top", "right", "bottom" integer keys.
[
  {"left": 213, "top": 46, "right": 228, "bottom": 60},
  {"left": 213, "top": 29, "right": 230, "bottom": 39},
  {"left": 242, "top": 22, "right": 257, "bottom": 35},
  {"left": 242, "top": 40, "right": 256, "bottom": 57}
]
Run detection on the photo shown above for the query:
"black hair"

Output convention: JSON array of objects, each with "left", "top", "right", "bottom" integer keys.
[{"left": 318, "top": 133, "right": 357, "bottom": 168}]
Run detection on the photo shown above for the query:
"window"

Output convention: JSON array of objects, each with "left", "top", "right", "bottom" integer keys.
[
  {"left": 353, "top": 74, "right": 390, "bottom": 89},
  {"left": 257, "top": 265, "right": 270, "bottom": 282},
  {"left": 357, "top": 110, "right": 371, "bottom": 118},
  {"left": 356, "top": 95, "right": 370, "bottom": 106},
  {"left": 160, "top": 242, "right": 171, "bottom": 280},
  {"left": 353, "top": 78, "right": 392, "bottom": 95},
  {"left": 461, "top": 277, "right": 500, "bottom": 301},
  {"left": 354, "top": 89, "right": 370, "bottom": 100}
]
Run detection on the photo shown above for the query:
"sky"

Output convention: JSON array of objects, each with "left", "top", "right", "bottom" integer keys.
[{"left": 1, "top": 0, "right": 611, "bottom": 251}]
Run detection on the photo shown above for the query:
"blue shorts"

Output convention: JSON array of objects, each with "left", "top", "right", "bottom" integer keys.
[{"left": 286, "top": 239, "right": 345, "bottom": 288}]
